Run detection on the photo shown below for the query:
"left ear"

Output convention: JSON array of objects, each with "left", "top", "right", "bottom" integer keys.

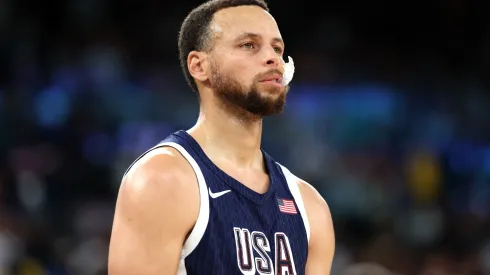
[{"left": 187, "top": 51, "right": 209, "bottom": 82}]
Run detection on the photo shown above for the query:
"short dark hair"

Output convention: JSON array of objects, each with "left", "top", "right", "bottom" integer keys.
[{"left": 178, "top": 0, "right": 269, "bottom": 94}]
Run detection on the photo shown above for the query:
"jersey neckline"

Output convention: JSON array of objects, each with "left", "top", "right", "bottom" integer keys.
[{"left": 173, "top": 130, "right": 276, "bottom": 205}]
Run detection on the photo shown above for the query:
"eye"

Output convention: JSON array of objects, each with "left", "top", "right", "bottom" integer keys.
[
  {"left": 241, "top": 42, "right": 255, "bottom": 50},
  {"left": 274, "top": 46, "right": 283, "bottom": 54}
]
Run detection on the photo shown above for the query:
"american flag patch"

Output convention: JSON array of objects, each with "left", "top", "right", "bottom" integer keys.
[{"left": 277, "top": 198, "right": 297, "bottom": 214}]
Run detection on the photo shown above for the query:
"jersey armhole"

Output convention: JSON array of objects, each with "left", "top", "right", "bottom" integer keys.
[
  {"left": 158, "top": 142, "right": 210, "bottom": 258},
  {"left": 122, "top": 142, "right": 209, "bottom": 259},
  {"left": 277, "top": 163, "right": 311, "bottom": 243}
]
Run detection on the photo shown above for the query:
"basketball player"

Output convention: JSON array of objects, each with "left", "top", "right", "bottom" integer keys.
[{"left": 108, "top": 0, "right": 335, "bottom": 274}]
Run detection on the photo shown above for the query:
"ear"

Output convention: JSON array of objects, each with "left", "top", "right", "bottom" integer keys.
[{"left": 188, "top": 51, "right": 209, "bottom": 82}]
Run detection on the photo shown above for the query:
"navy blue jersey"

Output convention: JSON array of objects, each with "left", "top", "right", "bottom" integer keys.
[{"left": 124, "top": 130, "right": 310, "bottom": 275}]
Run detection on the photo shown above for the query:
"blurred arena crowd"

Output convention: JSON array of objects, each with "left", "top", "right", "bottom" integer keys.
[{"left": 0, "top": 0, "right": 489, "bottom": 274}]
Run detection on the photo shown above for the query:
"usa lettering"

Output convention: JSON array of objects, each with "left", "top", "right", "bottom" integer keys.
[{"left": 233, "top": 227, "right": 297, "bottom": 275}]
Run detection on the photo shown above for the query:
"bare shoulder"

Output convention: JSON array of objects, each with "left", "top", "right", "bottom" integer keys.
[
  {"left": 117, "top": 145, "right": 200, "bottom": 230},
  {"left": 109, "top": 146, "right": 200, "bottom": 274},
  {"left": 120, "top": 146, "right": 198, "bottom": 200}
]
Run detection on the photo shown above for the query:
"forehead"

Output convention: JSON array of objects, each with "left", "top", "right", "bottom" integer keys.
[{"left": 210, "top": 5, "right": 281, "bottom": 42}]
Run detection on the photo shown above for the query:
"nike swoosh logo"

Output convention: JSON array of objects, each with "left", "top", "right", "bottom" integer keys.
[{"left": 208, "top": 187, "right": 231, "bottom": 199}]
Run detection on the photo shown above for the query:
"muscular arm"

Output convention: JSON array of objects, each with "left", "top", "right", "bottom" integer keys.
[
  {"left": 298, "top": 179, "right": 335, "bottom": 275},
  {"left": 108, "top": 148, "right": 199, "bottom": 275}
]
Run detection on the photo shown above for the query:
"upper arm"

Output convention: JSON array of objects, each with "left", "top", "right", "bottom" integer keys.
[
  {"left": 108, "top": 148, "right": 199, "bottom": 275},
  {"left": 298, "top": 179, "right": 335, "bottom": 275}
]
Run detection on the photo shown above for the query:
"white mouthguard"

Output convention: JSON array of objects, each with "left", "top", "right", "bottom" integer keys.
[{"left": 281, "top": 56, "right": 295, "bottom": 86}]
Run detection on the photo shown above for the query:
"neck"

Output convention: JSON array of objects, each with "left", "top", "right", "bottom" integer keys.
[{"left": 188, "top": 101, "right": 264, "bottom": 169}]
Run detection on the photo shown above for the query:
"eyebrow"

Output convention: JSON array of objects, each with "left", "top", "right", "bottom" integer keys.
[{"left": 234, "top": 32, "right": 284, "bottom": 46}]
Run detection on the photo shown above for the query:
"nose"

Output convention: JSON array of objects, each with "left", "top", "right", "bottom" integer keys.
[{"left": 262, "top": 47, "right": 281, "bottom": 70}]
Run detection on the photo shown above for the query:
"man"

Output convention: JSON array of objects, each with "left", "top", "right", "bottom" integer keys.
[{"left": 108, "top": 0, "right": 335, "bottom": 274}]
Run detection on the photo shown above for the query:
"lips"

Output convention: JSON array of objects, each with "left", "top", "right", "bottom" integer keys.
[{"left": 260, "top": 73, "right": 283, "bottom": 84}]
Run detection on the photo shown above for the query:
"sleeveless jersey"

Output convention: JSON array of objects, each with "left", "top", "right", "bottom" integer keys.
[{"left": 123, "top": 130, "right": 310, "bottom": 275}]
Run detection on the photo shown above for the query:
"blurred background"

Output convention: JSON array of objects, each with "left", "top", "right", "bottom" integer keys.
[{"left": 0, "top": 0, "right": 489, "bottom": 274}]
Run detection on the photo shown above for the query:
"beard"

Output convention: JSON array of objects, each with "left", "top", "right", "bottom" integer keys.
[{"left": 210, "top": 62, "right": 289, "bottom": 119}]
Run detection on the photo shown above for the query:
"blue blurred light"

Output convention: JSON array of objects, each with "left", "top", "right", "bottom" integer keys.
[
  {"left": 117, "top": 121, "right": 175, "bottom": 155},
  {"left": 448, "top": 142, "right": 478, "bottom": 174},
  {"left": 288, "top": 84, "right": 397, "bottom": 122},
  {"left": 34, "top": 85, "right": 71, "bottom": 128}
]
